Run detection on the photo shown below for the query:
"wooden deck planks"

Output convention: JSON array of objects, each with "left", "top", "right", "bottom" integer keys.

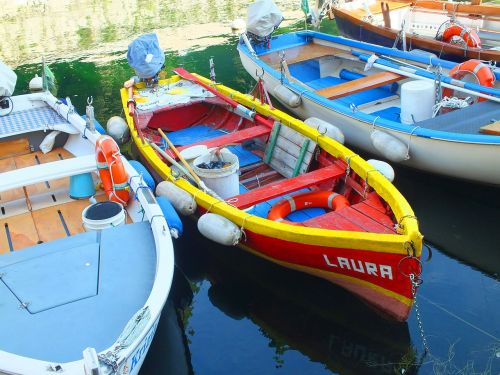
[
  {"left": 0, "top": 213, "right": 40, "bottom": 253},
  {"left": 302, "top": 210, "right": 366, "bottom": 231},
  {"left": 0, "top": 157, "right": 26, "bottom": 203},
  {"left": 31, "top": 197, "right": 105, "bottom": 243},
  {"left": 335, "top": 206, "right": 395, "bottom": 234},
  {"left": 315, "top": 71, "right": 405, "bottom": 100},
  {"left": 232, "top": 164, "right": 345, "bottom": 209},
  {"left": 351, "top": 201, "right": 396, "bottom": 231}
]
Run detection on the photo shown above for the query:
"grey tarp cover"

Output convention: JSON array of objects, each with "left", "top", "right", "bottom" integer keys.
[{"left": 127, "top": 34, "right": 165, "bottom": 79}]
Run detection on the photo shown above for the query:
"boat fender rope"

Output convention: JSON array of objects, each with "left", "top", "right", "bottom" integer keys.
[
  {"left": 405, "top": 126, "right": 420, "bottom": 160},
  {"left": 370, "top": 116, "right": 381, "bottom": 132},
  {"left": 363, "top": 169, "right": 378, "bottom": 198},
  {"left": 150, "top": 214, "right": 168, "bottom": 235}
]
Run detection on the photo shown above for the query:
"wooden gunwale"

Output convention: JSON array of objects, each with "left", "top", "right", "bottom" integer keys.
[{"left": 332, "top": 6, "right": 500, "bottom": 61}]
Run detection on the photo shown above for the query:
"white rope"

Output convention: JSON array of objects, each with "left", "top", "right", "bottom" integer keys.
[{"left": 432, "top": 96, "right": 470, "bottom": 117}]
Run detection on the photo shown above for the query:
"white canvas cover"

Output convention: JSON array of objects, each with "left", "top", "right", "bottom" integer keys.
[
  {"left": 0, "top": 61, "right": 17, "bottom": 97},
  {"left": 246, "top": 0, "right": 283, "bottom": 38}
]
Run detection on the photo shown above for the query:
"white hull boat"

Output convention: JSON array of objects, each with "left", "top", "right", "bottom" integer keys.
[
  {"left": 238, "top": 30, "right": 500, "bottom": 185},
  {"left": 0, "top": 80, "right": 176, "bottom": 374}
]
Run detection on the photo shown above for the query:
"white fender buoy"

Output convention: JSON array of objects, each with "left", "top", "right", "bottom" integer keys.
[
  {"left": 29, "top": 74, "right": 43, "bottom": 92},
  {"left": 370, "top": 130, "right": 409, "bottom": 162},
  {"left": 273, "top": 85, "right": 301, "bottom": 108},
  {"left": 106, "top": 116, "right": 130, "bottom": 145},
  {"left": 156, "top": 181, "right": 197, "bottom": 216},
  {"left": 367, "top": 159, "right": 395, "bottom": 182},
  {"left": 305, "top": 117, "right": 345, "bottom": 144},
  {"left": 197, "top": 213, "right": 241, "bottom": 246}
]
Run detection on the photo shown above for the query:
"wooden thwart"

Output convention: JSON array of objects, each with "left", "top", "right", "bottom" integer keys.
[
  {"left": 315, "top": 71, "right": 405, "bottom": 100},
  {"left": 231, "top": 164, "right": 345, "bottom": 209},
  {"left": 165, "top": 125, "right": 272, "bottom": 159},
  {"left": 479, "top": 121, "right": 500, "bottom": 135},
  {"left": 260, "top": 43, "right": 354, "bottom": 68}
]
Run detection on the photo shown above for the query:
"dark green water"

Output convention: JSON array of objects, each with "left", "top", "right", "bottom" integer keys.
[{"left": 6, "top": 2, "right": 500, "bottom": 373}]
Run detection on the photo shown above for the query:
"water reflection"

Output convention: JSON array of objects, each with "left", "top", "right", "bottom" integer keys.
[
  {"left": 1, "top": 0, "right": 302, "bottom": 67},
  {"left": 174, "top": 221, "right": 419, "bottom": 375}
]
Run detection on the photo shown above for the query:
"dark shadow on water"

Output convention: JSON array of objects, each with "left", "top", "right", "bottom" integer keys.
[{"left": 173, "top": 220, "right": 421, "bottom": 375}]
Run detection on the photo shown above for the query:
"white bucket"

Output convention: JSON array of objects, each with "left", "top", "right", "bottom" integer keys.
[
  {"left": 192, "top": 149, "right": 240, "bottom": 199},
  {"left": 82, "top": 201, "right": 126, "bottom": 231},
  {"left": 400, "top": 80, "right": 435, "bottom": 124}
]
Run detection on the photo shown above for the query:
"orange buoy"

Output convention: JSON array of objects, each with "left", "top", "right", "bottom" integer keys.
[
  {"left": 442, "top": 59, "right": 495, "bottom": 102},
  {"left": 96, "top": 135, "right": 130, "bottom": 205},
  {"left": 442, "top": 24, "right": 481, "bottom": 48},
  {"left": 268, "top": 190, "right": 349, "bottom": 223}
]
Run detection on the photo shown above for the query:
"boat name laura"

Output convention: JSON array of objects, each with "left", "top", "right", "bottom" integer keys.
[{"left": 323, "top": 255, "right": 393, "bottom": 280}]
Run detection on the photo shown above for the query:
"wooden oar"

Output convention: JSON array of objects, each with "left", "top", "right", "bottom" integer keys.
[
  {"left": 157, "top": 129, "right": 223, "bottom": 200},
  {"left": 157, "top": 129, "right": 204, "bottom": 186},
  {"left": 173, "top": 68, "right": 275, "bottom": 128}
]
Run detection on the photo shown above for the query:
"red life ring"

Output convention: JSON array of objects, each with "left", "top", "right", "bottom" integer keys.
[
  {"left": 268, "top": 191, "right": 349, "bottom": 223},
  {"left": 442, "top": 24, "right": 481, "bottom": 48},
  {"left": 442, "top": 59, "right": 495, "bottom": 102},
  {"left": 96, "top": 135, "right": 130, "bottom": 205}
]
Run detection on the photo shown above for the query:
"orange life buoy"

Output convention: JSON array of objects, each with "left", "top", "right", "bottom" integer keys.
[
  {"left": 96, "top": 135, "right": 130, "bottom": 205},
  {"left": 442, "top": 24, "right": 481, "bottom": 48},
  {"left": 268, "top": 191, "right": 349, "bottom": 223},
  {"left": 442, "top": 59, "right": 495, "bottom": 102}
]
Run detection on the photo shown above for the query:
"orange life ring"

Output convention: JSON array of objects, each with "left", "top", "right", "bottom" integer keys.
[
  {"left": 442, "top": 59, "right": 495, "bottom": 102},
  {"left": 96, "top": 135, "right": 130, "bottom": 205},
  {"left": 268, "top": 191, "right": 349, "bottom": 223},
  {"left": 442, "top": 24, "right": 481, "bottom": 48}
]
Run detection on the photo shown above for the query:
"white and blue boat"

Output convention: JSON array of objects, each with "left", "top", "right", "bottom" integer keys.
[
  {"left": 0, "top": 67, "right": 177, "bottom": 374},
  {"left": 238, "top": 29, "right": 500, "bottom": 185}
]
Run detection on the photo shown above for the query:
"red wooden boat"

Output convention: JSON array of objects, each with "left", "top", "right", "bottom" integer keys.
[
  {"left": 329, "top": 0, "right": 500, "bottom": 62},
  {"left": 121, "top": 69, "right": 423, "bottom": 321}
]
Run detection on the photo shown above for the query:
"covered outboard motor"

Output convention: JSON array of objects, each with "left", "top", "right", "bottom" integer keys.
[
  {"left": 0, "top": 60, "right": 16, "bottom": 98},
  {"left": 127, "top": 33, "right": 165, "bottom": 81},
  {"left": 246, "top": 0, "right": 283, "bottom": 45}
]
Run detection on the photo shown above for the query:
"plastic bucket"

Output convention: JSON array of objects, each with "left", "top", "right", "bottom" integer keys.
[
  {"left": 192, "top": 149, "right": 240, "bottom": 199},
  {"left": 82, "top": 201, "right": 126, "bottom": 231},
  {"left": 400, "top": 80, "right": 435, "bottom": 124}
]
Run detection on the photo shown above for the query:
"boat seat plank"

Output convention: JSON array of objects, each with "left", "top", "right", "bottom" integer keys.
[
  {"left": 168, "top": 125, "right": 272, "bottom": 156},
  {"left": 315, "top": 72, "right": 405, "bottom": 100},
  {"left": 336, "top": 206, "right": 396, "bottom": 234},
  {"left": 231, "top": 164, "right": 345, "bottom": 209},
  {"left": 0, "top": 213, "right": 40, "bottom": 253},
  {"left": 260, "top": 43, "right": 355, "bottom": 68},
  {"left": 479, "top": 121, "right": 500, "bottom": 135}
]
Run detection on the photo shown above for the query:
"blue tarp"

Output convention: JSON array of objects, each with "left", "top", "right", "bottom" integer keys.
[{"left": 127, "top": 34, "right": 165, "bottom": 79}]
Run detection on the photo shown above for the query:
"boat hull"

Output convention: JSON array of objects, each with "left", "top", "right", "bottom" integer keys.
[
  {"left": 332, "top": 6, "right": 500, "bottom": 63},
  {"left": 239, "top": 49, "right": 500, "bottom": 186}
]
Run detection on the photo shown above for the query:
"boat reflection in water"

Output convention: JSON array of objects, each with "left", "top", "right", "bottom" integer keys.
[
  {"left": 140, "top": 268, "right": 194, "bottom": 375},
  {"left": 175, "top": 221, "right": 420, "bottom": 375},
  {"left": 395, "top": 166, "right": 500, "bottom": 277}
]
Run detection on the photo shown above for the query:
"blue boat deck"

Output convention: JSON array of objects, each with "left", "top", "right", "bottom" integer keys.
[{"left": 0, "top": 222, "right": 155, "bottom": 363}]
